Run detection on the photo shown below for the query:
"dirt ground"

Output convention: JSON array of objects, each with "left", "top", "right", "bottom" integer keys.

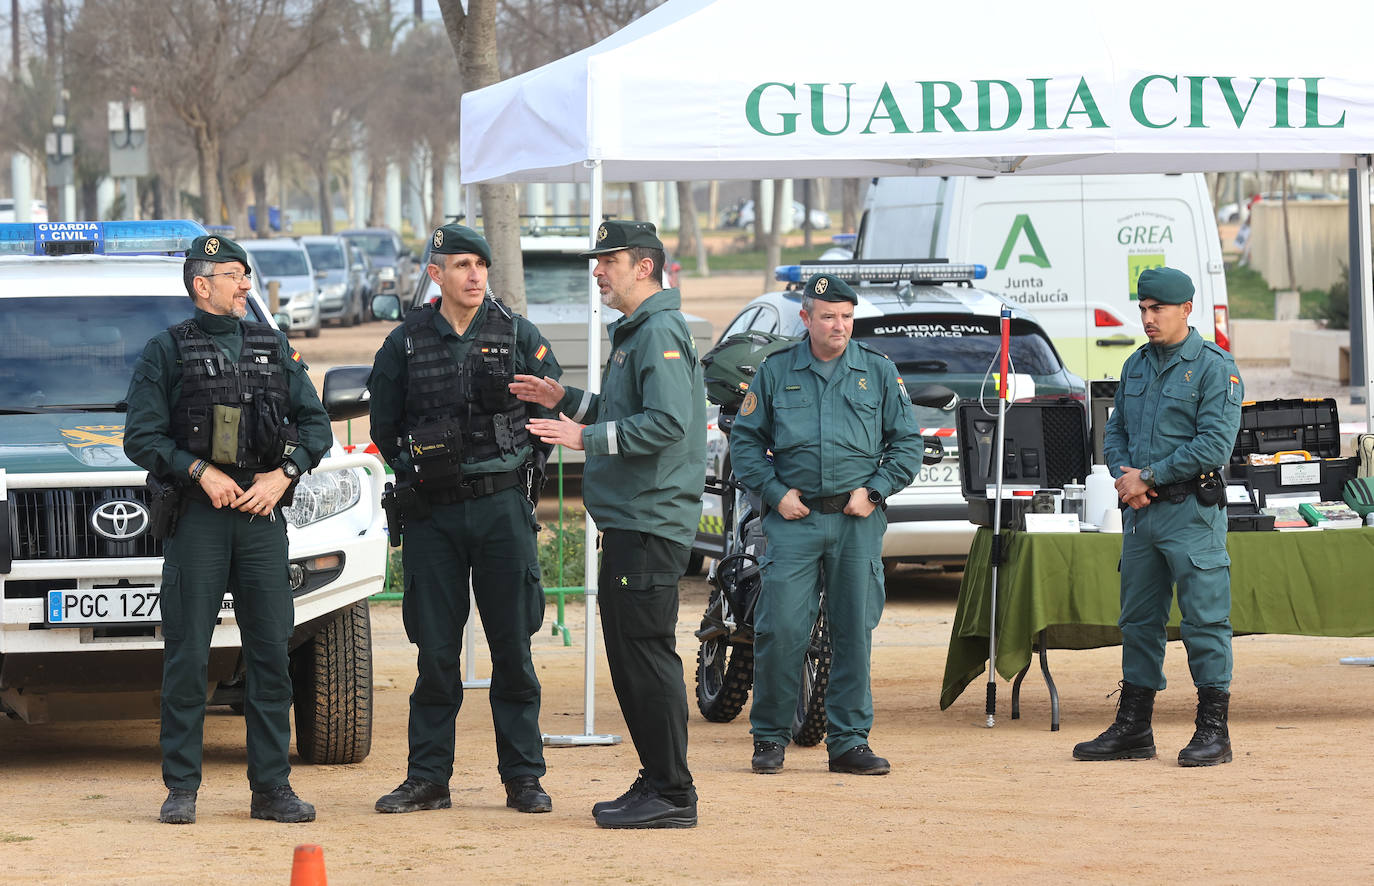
[{"left": 4, "top": 276, "right": 1372, "bottom": 884}]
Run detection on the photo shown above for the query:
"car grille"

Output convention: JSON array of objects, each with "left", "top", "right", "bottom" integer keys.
[{"left": 6, "top": 486, "right": 162, "bottom": 562}]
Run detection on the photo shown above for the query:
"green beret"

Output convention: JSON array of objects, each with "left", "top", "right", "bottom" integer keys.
[
  {"left": 803, "top": 273, "right": 857, "bottom": 304},
  {"left": 430, "top": 223, "right": 492, "bottom": 266},
  {"left": 578, "top": 220, "right": 664, "bottom": 259},
  {"left": 186, "top": 234, "right": 248, "bottom": 267},
  {"left": 1137, "top": 267, "right": 1194, "bottom": 305}
]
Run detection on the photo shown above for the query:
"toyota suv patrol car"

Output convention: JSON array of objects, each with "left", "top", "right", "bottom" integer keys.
[
  {"left": 694, "top": 259, "right": 1086, "bottom": 570},
  {"left": 0, "top": 220, "right": 385, "bottom": 764}
]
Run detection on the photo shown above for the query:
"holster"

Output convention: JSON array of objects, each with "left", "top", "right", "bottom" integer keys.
[
  {"left": 145, "top": 473, "right": 186, "bottom": 541},
  {"left": 1194, "top": 469, "right": 1226, "bottom": 508},
  {"left": 380, "top": 478, "right": 431, "bottom": 547}
]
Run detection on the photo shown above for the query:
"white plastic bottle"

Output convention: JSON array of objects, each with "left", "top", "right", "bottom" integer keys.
[{"left": 1084, "top": 464, "right": 1116, "bottom": 528}]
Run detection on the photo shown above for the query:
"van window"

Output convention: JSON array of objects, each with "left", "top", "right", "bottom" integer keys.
[{"left": 859, "top": 178, "right": 951, "bottom": 260}]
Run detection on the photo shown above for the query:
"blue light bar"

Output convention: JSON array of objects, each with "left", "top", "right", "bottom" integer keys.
[
  {"left": 0, "top": 219, "right": 207, "bottom": 257},
  {"left": 775, "top": 260, "right": 987, "bottom": 285}
]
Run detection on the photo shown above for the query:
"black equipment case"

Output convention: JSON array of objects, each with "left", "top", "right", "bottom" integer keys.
[
  {"left": 957, "top": 398, "right": 1090, "bottom": 526},
  {"left": 1228, "top": 398, "right": 1355, "bottom": 508}
]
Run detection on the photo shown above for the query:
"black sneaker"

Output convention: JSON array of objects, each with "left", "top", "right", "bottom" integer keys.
[
  {"left": 828, "top": 744, "right": 891, "bottom": 775},
  {"left": 250, "top": 784, "right": 316, "bottom": 823},
  {"left": 504, "top": 776, "right": 552, "bottom": 813},
  {"left": 375, "top": 777, "right": 452, "bottom": 814},
  {"left": 594, "top": 790, "right": 697, "bottom": 830},
  {"left": 159, "top": 788, "right": 197, "bottom": 825},
  {"left": 590, "top": 773, "right": 648, "bottom": 818},
  {"left": 751, "top": 740, "right": 786, "bottom": 774}
]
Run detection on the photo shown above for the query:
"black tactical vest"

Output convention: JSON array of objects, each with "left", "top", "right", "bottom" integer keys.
[
  {"left": 168, "top": 319, "right": 295, "bottom": 470},
  {"left": 401, "top": 299, "right": 530, "bottom": 467}
]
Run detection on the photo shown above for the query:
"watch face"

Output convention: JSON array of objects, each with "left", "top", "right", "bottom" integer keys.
[{"left": 283, "top": 462, "right": 300, "bottom": 479}]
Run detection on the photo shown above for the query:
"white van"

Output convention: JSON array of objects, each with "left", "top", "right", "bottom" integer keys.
[{"left": 855, "top": 174, "right": 1229, "bottom": 379}]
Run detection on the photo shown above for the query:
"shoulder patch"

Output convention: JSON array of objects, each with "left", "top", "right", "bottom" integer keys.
[
  {"left": 534, "top": 344, "right": 548, "bottom": 362},
  {"left": 740, "top": 391, "right": 758, "bottom": 416}
]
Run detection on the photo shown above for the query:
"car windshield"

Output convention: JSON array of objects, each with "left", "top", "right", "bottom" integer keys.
[
  {"left": 0, "top": 295, "right": 264, "bottom": 410},
  {"left": 248, "top": 248, "right": 309, "bottom": 277},
  {"left": 303, "top": 242, "right": 345, "bottom": 270},
  {"left": 343, "top": 234, "right": 398, "bottom": 261},
  {"left": 854, "top": 315, "right": 1062, "bottom": 378},
  {"left": 524, "top": 253, "right": 590, "bottom": 305}
]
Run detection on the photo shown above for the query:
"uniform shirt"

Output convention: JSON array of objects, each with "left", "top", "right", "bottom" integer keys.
[
  {"left": 556, "top": 288, "right": 706, "bottom": 548},
  {"left": 1103, "top": 327, "right": 1243, "bottom": 484},
  {"left": 730, "top": 337, "right": 923, "bottom": 509},
  {"left": 124, "top": 308, "right": 332, "bottom": 482},
  {"left": 368, "top": 297, "right": 562, "bottom": 477}
]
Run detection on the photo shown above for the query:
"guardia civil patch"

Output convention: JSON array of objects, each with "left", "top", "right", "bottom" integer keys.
[{"left": 740, "top": 391, "right": 758, "bottom": 416}]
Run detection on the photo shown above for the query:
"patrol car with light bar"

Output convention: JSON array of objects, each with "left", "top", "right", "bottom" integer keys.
[
  {"left": 0, "top": 220, "right": 385, "bottom": 764},
  {"left": 693, "top": 258, "right": 1085, "bottom": 571}
]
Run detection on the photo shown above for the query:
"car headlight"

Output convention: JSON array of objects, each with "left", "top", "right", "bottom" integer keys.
[
  {"left": 296, "top": 290, "right": 316, "bottom": 307},
  {"left": 377, "top": 266, "right": 396, "bottom": 281},
  {"left": 322, "top": 283, "right": 346, "bottom": 299},
  {"left": 283, "top": 468, "right": 362, "bottom": 528}
]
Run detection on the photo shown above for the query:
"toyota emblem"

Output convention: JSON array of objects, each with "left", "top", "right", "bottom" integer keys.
[{"left": 91, "top": 500, "right": 151, "bottom": 541}]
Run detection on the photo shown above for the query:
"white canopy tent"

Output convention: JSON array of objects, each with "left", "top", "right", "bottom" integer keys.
[{"left": 460, "top": 0, "right": 1374, "bottom": 735}]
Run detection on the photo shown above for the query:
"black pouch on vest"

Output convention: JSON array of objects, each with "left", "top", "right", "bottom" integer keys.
[
  {"left": 408, "top": 422, "right": 463, "bottom": 484},
  {"left": 145, "top": 474, "right": 185, "bottom": 541}
]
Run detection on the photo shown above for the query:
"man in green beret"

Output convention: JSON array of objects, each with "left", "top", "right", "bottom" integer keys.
[
  {"left": 124, "top": 233, "right": 333, "bottom": 824},
  {"left": 368, "top": 223, "right": 562, "bottom": 816},
  {"left": 729, "top": 272, "right": 923, "bottom": 778},
  {"left": 510, "top": 219, "right": 706, "bottom": 828},
  {"left": 1074, "top": 266, "right": 1243, "bottom": 767}
]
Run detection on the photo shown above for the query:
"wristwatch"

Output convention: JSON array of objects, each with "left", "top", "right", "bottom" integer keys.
[
  {"left": 281, "top": 460, "right": 301, "bottom": 480},
  {"left": 1138, "top": 466, "right": 1156, "bottom": 488},
  {"left": 867, "top": 488, "right": 884, "bottom": 504}
]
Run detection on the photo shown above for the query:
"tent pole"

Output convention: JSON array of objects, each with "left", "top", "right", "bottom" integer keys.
[
  {"left": 986, "top": 305, "right": 1012, "bottom": 728},
  {"left": 1356, "top": 155, "right": 1374, "bottom": 431},
  {"left": 544, "top": 159, "right": 619, "bottom": 747}
]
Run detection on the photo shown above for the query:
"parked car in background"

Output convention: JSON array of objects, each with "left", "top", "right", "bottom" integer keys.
[
  {"left": 720, "top": 199, "right": 831, "bottom": 231},
  {"left": 340, "top": 227, "right": 413, "bottom": 306},
  {"left": 299, "top": 234, "right": 368, "bottom": 327},
  {"left": 241, "top": 237, "right": 321, "bottom": 338},
  {"left": 693, "top": 259, "right": 1086, "bottom": 571},
  {"left": 348, "top": 243, "right": 375, "bottom": 316}
]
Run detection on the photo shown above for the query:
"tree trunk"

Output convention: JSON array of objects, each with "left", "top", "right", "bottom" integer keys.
[
  {"left": 192, "top": 122, "right": 221, "bottom": 226},
  {"left": 1281, "top": 172, "right": 1297, "bottom": 293},
  {"left": 841, "top": 178, "right": 862, "bottom": 233},
  {"left": 253, "top": 166, "right": 271, "bottom": 238},
  {"left": 676, "top": 180, "right": 708, "bottom": 276},
  {"left": 316, "top": 159, "right": 333, "bottom": 235},
  {"left": 707, "top": 180, "right": 719, "bottom": 232},
  {"left": 751, "top": 180, "right": 764, "bottom": 250},
  {"left": 367, "top": 152, "right": 386, "bottom": 227},
  {"left": 630, "top": 182, "right": 647, "bottom": 222},
  {"left": 800, "top": 178, "right": 813, "bottom": 249},
  {"left": 442, "top": 0, "right": 526, "bottom": 313},
  {"left": 763, "top": 180, "right": 783, "bottom": 292},
  {"left": 430, "top": 147, "right": 445, "bottom": 230}
]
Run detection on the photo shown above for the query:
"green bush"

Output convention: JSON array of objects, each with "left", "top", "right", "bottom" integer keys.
[{"left": 539, "top": 507, "right": 594, "bottom": 588}]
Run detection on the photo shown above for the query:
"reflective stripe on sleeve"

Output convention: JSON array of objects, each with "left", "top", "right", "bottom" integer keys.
[
  {"left": 605, "top": 421, "right": 618, "bottom": 456},
  {"left": 571, "top": 390, "right": 593, "bottom": 422}
]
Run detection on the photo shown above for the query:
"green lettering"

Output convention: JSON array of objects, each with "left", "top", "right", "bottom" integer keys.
[
  {"left": 1303, "top": 77, "right": 1346, "bottom": 129},
  {"left": 1187, "top": 76, "right": 1207, "bottom": 128},
  {"left": 919, "top": 81, "right": 969, "bottom": 133},
  {"left": 1272, "top": 78, "right": 1292, "bottom": 128},
  {"left": 807, "top": 82, "right": 854, "bottom": 136},
  {"left": 860, "top": 83, "right": 912, "bottom": 134},
  {"left": 1029, "top": 78, "right": 1051, "bottom": 130},
  {"left": 1216, "top": 77, "right": 1263, "bottom": 127},
  {"left": 974, "top": 80, "right": 1021, "bottom": 131},
  {"left": 995, "top": 214, "right": 1051, "bottom": 271},
  {"left": 1058, "top": 77, "right": 1107, "bottom": 129},
  {"left": 1130, "top": 74, "right": 1177, "bottom": 128},
  {"left": 746, "top": 82, "right": 798, "bottom": 136}
]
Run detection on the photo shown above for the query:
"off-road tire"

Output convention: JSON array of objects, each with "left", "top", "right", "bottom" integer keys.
[
  {"left": 790, "top": 606, "right": 832, "bottom": 747},
  {"left": 292, "top": 599, "right": 373, "bottom": 764},
  {"left": 695, "top": 604, "right": 755, "bottom": 722}
]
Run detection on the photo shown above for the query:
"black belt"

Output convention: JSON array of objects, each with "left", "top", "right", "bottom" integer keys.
[
  {"left": 1153, "top": 469, "right": 1224, "bottom": 506},
  {"left": 803, "top": 493, "right": 851, "bottom": 514},
  {"left": 423, "top": 470, "right": 522, "bottom": 504}
]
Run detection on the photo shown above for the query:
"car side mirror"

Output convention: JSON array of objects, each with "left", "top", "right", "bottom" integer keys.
[
  {"left": 322, "top": 365, "right": 372, "bottom": 422},
  {"left": 370, "top": 293, "right": 401, "bottom": 321},
  {"left": 907, "top": 383, "right": 959, "bottom": 411},
  {"left": 273, "top": 311, "right": 292, "bottom": 329}
]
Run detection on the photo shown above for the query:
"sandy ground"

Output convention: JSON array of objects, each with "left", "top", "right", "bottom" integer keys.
[{"left": 4, "top": 276, "right": 1372, "bottom": 884}]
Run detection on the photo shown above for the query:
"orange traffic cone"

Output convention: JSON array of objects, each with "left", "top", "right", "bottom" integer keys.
[{"left": 290, "top": 844, "right": 327, "bottom": 886}]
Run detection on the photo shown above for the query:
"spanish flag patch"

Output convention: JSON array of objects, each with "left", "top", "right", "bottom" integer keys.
[
  {"left": 1230, "top": 375, "right": 1239, "bottom": 384},
  {"left": 534, "top": 344, "right": 548, "bottom": 361},
  {"left": 290, "top": 349, "right": 302, "bottom": 363},
  {"left": 663, "top": 350, "right": 681, "bottom": 360}
]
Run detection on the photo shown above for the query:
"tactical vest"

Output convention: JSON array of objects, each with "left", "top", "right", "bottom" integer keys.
[
  {"left": 401, "top": 299, "right": 530, "bottom": 473},
  {"left": 168, "top": 319, "right": 295, "bottom": 470}
]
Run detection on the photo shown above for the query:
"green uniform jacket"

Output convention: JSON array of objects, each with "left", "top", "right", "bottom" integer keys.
[
  {"left": 367, "top": 297, "right": 562, "bottom": 476},
  {"left": 557, "top": 288, "right": 706, "bottom": 548},
  {"left": 730, "top": 337, "right": 923, "bottom": 507},
  {"left": 1103, "top": 328, "right": 1243, "bottom": 484},
  {"left": 124, "top": 309, "right": 331, "bottom": 482}
]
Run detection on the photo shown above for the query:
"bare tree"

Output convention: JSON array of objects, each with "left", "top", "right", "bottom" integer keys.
[
  {"left": 70, "top": 0, "right": 343, "bottom": 225},
  {"left": 438, "top": 0, "right": 526, "bottom": 313},
  {"left": 763, "top": 179, "right": 783, "bottom": 292},
  {"left": 676, "top": 180, "right": 707, "bottom": 276}
]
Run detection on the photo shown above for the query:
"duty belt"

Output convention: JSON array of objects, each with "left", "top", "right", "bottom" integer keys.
[
  {"left": 424, "top": 469, "right": 522, "bottom": 505},
  {"left": 1153, "top": 469, "right": 1225, "bottom": 507},
  {"left": 803, "top": 492, "right": 851, "bottom": 514}
]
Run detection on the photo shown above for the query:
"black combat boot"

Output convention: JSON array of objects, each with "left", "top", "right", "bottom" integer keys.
[
  {"left": 1177, "top": 686, "right": 1232, "bottom": 767},
  {"left": 1072, "top": 681, "right": 1157, "bottom": 761}
]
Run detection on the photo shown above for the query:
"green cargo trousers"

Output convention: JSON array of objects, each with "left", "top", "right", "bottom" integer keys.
[
  {"left": 159, "top": 498, "right": 294, "bottom": 792},
  {"left": 1119, "top": 498, "right": 1233, "bottom": 692},
  {"left": 401, "top": 486, "right": 546, "bottom": 785},
  {"left": 752, "top": 507, "right": 886, "bottom": 758}
]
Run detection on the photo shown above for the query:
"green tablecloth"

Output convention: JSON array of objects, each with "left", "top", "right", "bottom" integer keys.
[{"left": 940, "top": 526, "right": 1374, "bottom": 710}]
